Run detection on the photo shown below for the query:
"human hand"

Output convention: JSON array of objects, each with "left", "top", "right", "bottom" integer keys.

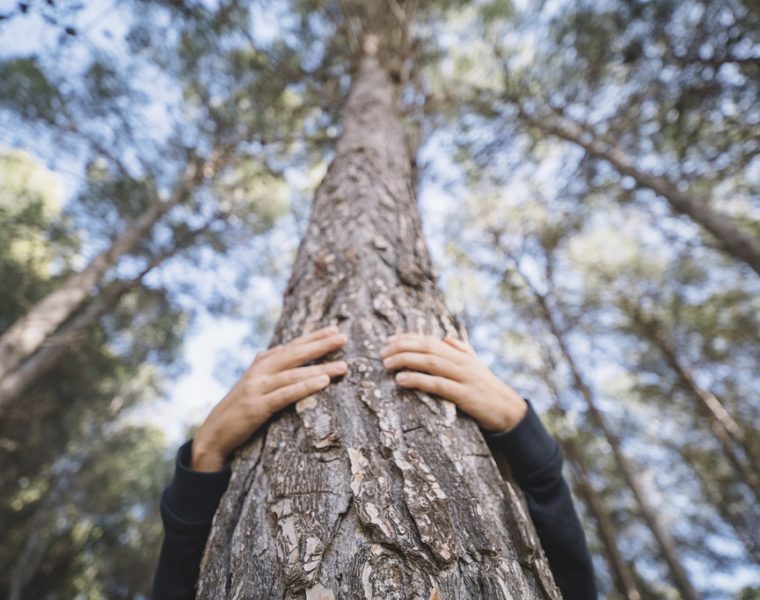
[
  {"left": 380, "top": 333, "right": 527, "bottom": 433},
  {"left": 191, "top": 325, "right": 349, "bottom": 472}
]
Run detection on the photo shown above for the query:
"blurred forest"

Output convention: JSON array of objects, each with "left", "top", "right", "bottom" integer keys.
[{"left": 0, "top": 0, "right": 758, "bottom": 598}]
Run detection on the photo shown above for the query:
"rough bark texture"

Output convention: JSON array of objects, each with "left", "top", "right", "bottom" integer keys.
[
  {"left": 520, "top": 108, "right": 760, "bottom": 277},
  {"left": 197, "top": 51, "right": 560, "bottom": 600}
]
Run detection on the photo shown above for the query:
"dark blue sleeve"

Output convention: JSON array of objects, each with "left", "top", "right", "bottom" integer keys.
[
  {"left": 485, "top": 402, "right": 597, "bottom": 600},
  {"left": 152, "top": 440, "right": 231, "bottom": 600}
]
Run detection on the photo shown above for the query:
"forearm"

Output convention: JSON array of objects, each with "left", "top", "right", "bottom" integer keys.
[
  {"left": 152, "top": 441, "right": 231, "bottom": 600},
  {"left": 485, "top": 403, "right": 597, "bottom": 600},
  {"left": 152, "top": 327, "right": 349, "bottom": 597}
]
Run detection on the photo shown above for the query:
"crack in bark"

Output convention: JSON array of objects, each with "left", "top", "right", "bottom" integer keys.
[
  {"left": 198, "top": 47, "right": 560, "bottom": 600},
  {"left": 197, "top": 432, "right": 267, "bottom": 600}
]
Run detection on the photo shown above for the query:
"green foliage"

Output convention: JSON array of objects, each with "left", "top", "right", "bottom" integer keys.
[
  {"left": 0, "top": 149, "right": 184, "bottom": 596},
  {"left": 214, "top": 158, "right": 290, "bottom": 233},
  {"left": 79, "top": 160, "right": 155, "bottom": 223},
  {"left": 0, "top": 151, "right": 78, "bottom": 329},
  {"left": 478, "top": 0, "right": 513, "bottom": 23},
  {"left": 434, "top": 0, "right": 760, "bottom": 571},
  {"left": 0, "top": 57, "right": 62, "bottom": 122},
  {"left": 21, "top": 426, "right": 171, "bottom": 600},
  {"left": 0, "top": 0, "right": 758, "bottom": 597},
  {"left": 737, "top": 587, "right": 760, "bottom": 600}
]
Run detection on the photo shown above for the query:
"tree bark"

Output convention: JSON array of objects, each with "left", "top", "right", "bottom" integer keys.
[
  {"left": 197, "top": 48, "right": 560, "bottom": 600},
  {"left": 514, "top": 271, "right": 699, "bottom": 600},
  {"left": 0, "top": 151, "right": 222, "bottom": 384},
  {"left": 519, "top": 107, "right": 760, "bottom": 277}
]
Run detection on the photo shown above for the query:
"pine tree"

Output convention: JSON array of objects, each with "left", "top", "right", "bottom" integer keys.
[{"left": 197, "top": 22, "right": 560, "bottom": 599}]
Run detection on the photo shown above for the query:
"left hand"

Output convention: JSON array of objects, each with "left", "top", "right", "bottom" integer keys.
[
  {"left": 380, "top": 333, "right": 528, "bottom": 432},
  {"left": 192, "top": 326, "right": 348, "bottom": 472}
]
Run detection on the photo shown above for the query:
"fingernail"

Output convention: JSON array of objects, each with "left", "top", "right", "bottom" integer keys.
[
  {"left": 380, "top": 346, "right": 389, "bottom": 357},
  {"left": 387, "top": 335, "right": 398, "bottom": 341},
  {"left": 333, "top": 334, "right": 348, "bottom": 343},
  {"left": 318, "top": 374, "right": 330, "bottom": 385},
  {"left": 336, "top": 361, "right": 348, "bottom": 371},
  {"left": 396, "top": 372, "right": 408, "bottom": 383}
]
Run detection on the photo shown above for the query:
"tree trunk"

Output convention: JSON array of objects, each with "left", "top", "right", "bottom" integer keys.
[
  {"left": 0, "top": 219, "right": 213, "bottom": 411},
  {"left": 516, "top": 274, "right": 699, "bottom": 600},
  {"left": 0, "top": 151, "right": 221, "bottom": 384},
  {"left": 562, "top": 439, "right": 642, "bottom": 600},
  {"left": 0, "top": 279, "right": 136, "bottom": 411},
  {"left": 621, "top": 302, "right": 760, "bottom": 503},
  {"left": 197, "top": 47, "right": 560, "bottom": 600},
  {"left": 519, "top": 107, "right": 760, "bottom": 277},
  {"left": 677, "top": 445, "right": 760, "bottom": 567}
]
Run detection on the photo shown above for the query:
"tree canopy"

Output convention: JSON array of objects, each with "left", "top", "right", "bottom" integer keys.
[{"left": 0, "top": 0, "right": 758, "bottom": 597}]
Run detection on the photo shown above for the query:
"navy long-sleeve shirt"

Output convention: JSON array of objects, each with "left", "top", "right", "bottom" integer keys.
[{"left": 153, "top": 403, "right": 596, "bottom": 599}]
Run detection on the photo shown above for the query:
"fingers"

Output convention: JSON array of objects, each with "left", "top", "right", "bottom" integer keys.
[
  {"left": 381, "top": 333, "right": 465, "bottom": 364},
  {"left": 259, "top": 326, "right": 339, "bottom": 358},
  {"left": 286, "top": 325, "right": 341, "bottom": 347},
  {"left": 263, "top": 373, "right": 332, "bottom": 413},
  {"left": 273, "top": 333, "right": 348, "bottom": 371},
  {"left": 259, "top": 360, "right": 348, "bottom": 394},
  {"left": 382, "top": 351, "right": 465, "bottom": 381},
  {"left": 261, "top": 327, "right": 348, "bottom": 372},
  {"left": 382, "top": 333, "right": 476, "bottom": 402},
  {"left": 443, "top": 335, "right": 475, "bottom": 355},
  {"left": 394, "top": 371, "right": 466, "bottom": 403}
]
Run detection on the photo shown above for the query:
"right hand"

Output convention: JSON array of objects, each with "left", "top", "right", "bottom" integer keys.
[
  {"left": 191, "top": 325, "right": 349, "bottom": 472},
  {"left": 380, "top": 333, "right": 527, "bottom": 433}
]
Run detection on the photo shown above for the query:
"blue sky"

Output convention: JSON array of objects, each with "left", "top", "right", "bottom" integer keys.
[
  {"left": 0, "top": 0, "right": 471, "bottom": 445},
  {"left": 2, "top": 2, "right": 759, "bottom": 594}
]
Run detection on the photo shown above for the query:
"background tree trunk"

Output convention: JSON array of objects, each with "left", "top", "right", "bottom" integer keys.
[
  {"left": 619, "top": 302, "right": 760, "bottom": 500},
  {"left": 562, "top": 438, "right": 642, "bottom": 600},
  {"left": 677, "top": 445, "right": 760, "bottom": 566},
  {"left": 512, "top": 267, "right": 699, "bottom": 600},
  {"left": 197, "top": 46, "right": 560, "bottom": 600},
  {"left": 518, "top": 107, "right": 760, "bottom": 277},
  {"left": 0, "top": 279, "right": 137, "bottom": 410},
  {"left": 0, "top": 219, "right": 213, "bottom": 410},
  {"left": 0, "top": 152, "right": 221, "bottom": 384}
]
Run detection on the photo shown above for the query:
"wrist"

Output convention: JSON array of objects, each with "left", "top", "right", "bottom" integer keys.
[
  {"left": 484, "top": 389, "right": 528, "bottom": 433},
  {"left": 191, "top": 438, "right": 227, "bottom": 472}
]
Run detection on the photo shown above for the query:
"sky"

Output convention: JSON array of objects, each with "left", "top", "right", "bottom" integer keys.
[
  {"left": 0, "top": 0, "right": 474, "bottom": 446},
  {"left": 1, "top": 2, "right": 759, "bottom": 594},
  {"left": 138, "top": 147, "right": 465, "bottom": 446}
]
